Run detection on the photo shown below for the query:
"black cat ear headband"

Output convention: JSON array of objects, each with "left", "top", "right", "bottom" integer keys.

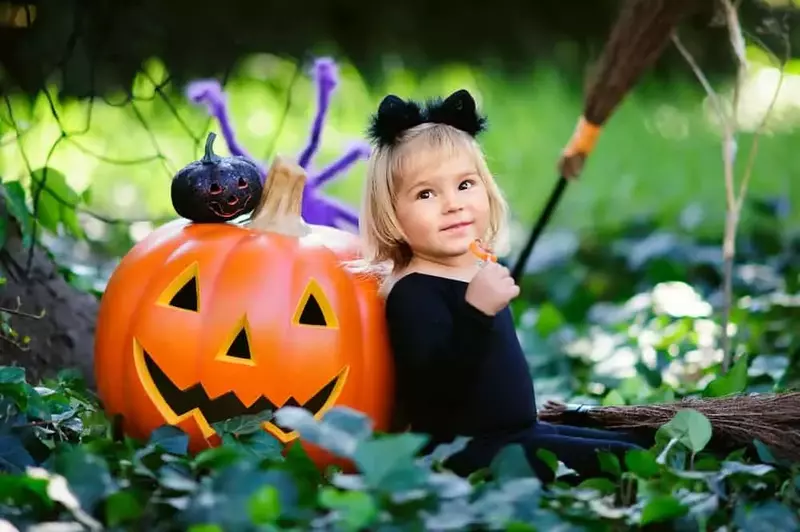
[{"left": 367, "top": 88, "right": 488, "bottom": 148}]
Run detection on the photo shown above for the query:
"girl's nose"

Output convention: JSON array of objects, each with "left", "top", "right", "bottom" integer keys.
[{"left": 442, "top": 194, "right": 463, "bottom": 212}]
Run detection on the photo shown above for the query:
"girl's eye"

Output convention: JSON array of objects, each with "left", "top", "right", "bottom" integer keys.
[
  {"left": 459, "top": 179, "right": 476, "bottom": 190},
  {"left": 416, "top": 190, "right": 433, "bottom": 200}
]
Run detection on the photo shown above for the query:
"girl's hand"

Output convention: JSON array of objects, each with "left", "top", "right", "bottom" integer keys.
[{"left": 465, "top": 262, "right": 520, "bottom": 316}]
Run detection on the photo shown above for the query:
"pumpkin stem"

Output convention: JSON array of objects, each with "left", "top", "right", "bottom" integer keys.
[
  {"left": 201, "top": 132, "right": 222, "bottom": 165},
  {"left": 247, "top": 155, "right": 311, "bottom": 236}
]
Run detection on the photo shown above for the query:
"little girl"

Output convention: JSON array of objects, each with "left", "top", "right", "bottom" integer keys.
[{"left": 355, "top": 89, "right": 648, "bottom": 482}]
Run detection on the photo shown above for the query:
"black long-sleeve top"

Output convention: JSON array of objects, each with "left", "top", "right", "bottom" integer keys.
[{"left": 385, "top": 272, "right": 538, "bottom": 443}]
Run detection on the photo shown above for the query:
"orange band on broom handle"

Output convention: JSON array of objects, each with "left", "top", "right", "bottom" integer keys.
[
  {"left": 513, "top": 115, "right": 601, "bottom": 282},
  {"left": 470, "top": 239, "right": 497, "bottom": 266},
  {"left": 558, "top": 116, "right": 603, "bottom": 180}
]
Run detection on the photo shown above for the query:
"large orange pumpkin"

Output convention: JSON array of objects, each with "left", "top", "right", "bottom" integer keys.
[{"left": 94, "top": 155, "right": 393, "bottom": 469}]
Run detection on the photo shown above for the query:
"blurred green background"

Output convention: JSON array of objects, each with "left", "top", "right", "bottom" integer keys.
[
  {"left": 2, "top": 0, "right": 800, "bottom": 284},
  {"left": 2, "top": 47, "right": 799, "bottom": 259}
]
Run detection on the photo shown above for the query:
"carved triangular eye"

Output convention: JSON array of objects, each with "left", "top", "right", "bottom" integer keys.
[
  {"left": 299, "top": 294, "right": 326, "bottom": 326},
  {"left": 158, "top": 263, "right": 199, "bottom": 312},
  {"left": 169, "top": 276, "right": 198, "bottom": 311},
  {"left": 292, "top": 279, "right": 338, "bottom": 329}
]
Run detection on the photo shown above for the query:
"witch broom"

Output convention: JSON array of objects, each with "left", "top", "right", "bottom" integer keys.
[
  {"left": 539, "top": 393, "right": 800, "bottom": 463},
  {"left": 514, "top": 0, "right": 800, "bottom": 463},
  {"left": 511, "top": 0, "right": 703, "bottom": 282}
]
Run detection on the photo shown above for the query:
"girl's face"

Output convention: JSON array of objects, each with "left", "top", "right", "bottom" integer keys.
[{"left": 393, "top": 148, "right": 491, "bottom": 268}]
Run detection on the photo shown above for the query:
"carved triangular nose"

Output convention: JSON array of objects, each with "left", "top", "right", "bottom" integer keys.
[{"left": 226, "top": 327, "right": 251, "bottom": 360}]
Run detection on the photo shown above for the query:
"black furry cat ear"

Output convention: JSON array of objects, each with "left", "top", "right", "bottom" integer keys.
[
  {"left": 367, "top": 94, "right": 425, "bottom": 148},
  {"left": 426, "top": 89, "right": 487, "bottom": 137}
]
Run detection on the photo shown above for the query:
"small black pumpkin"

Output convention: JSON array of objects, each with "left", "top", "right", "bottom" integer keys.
[{"left": 171, "top": 132, "right": 263, "bottom": 223}]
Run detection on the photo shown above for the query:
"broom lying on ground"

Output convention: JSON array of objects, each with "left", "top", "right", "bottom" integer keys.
[
  {"left": 538, "top": 393, "right": 800, "bottom": 463},
  {"left": 511, "top": 0, "right": 705, "bottom": 282}
]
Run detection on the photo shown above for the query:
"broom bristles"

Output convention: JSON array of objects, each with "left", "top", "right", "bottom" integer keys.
[
  {"left": 558, "top": 0, "right": 703, "bottom": 179},
  {"left": 584, "top": 0, "right": 701, "bottom": 124},
  {"left": 539, "top": 393, "right": 800, "bottom": 462}
]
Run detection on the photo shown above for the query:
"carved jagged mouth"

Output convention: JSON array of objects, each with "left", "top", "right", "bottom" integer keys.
[
  {"left": 142, "top": 348, "right": 344, "bottom": 440},
  {"left": 208, "top": 194, "right": 252, "bottom": 219}
]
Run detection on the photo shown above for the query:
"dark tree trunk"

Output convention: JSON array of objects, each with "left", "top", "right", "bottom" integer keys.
[{"left": 0, "top": 195, "right": 97, "bottom": 389}]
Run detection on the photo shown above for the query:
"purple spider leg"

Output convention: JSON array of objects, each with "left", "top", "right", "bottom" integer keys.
[
  {"left": 303, "top": 193, "right": 360, "bottom": 232},
  {"left": 309, "top": 142, "right": 371, "bottom": 189},
  {"left": 186, "top": 79, "right": 266, "bottom": 175},
  {"left": 297, "top": 57, "right": 339, "bottom": 169},
  {"left": 304, "top": 141, "right": 370, "bottom": 230}
]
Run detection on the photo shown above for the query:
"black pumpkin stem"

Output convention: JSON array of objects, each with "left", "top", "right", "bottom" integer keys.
[{"left": 202, "top": 132, "right": 222, "bottom": 165}]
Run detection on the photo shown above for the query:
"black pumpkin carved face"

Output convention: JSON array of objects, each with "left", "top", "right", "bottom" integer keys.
[{"left": 171, "top": 133, "right": 263, "bottom": 223}]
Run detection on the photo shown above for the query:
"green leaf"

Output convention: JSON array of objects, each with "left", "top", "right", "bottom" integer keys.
[
  {"left": 188, "top": 526, "right": 223, "bottom": 532},
  {"left": 640, "top": 495, "right": 688, "bottom": 525},
  {"left": 719, "top": 461, "right": 774, "bottom": 479},
  {"left": 248, "top": 485, "right": 281, "bottom": 524},
  {"left": 752, "top": 440, "right": 779, "bottom": 465},
  {"left": 657, "top": 409, "right": 712, "bottom": 454},
  {"left": 318, "top": 487, "right": 377, "bottom": 530},
  {"left": 624, "top": 449, "right": 660, "bottom": 478},
  {"left": 211, "top": 409, "right": 273, "bottom": 437},
  {"left": 602, "top": 389, "right": 625, "bottom": 406},
  {"left": 31, "top": 186, "right": 60, "bottom": 233},
  {"left": 60, "top": 206, "right": 84, "bottom": 239},
  {"left": 533, "top": 448, "right": 558, "bottom": 473},
  {"left": 192, "top": 446, "right": 242, "bottom": 472},
  {"left": 49, "top": 445, "right": 116, "bottom": 513},
  {"left": 29, "top": 167, "right": 80, "bottom": 204},
  {"left": 535, "top": 303, "right": 565, "bottom": 337},
  {"left": 0, "top": 366, "right": 26, "bottom": 384},
  {"left": 734, "top": 500, "right": 799, "bottom": 532},
  {"left": 0, "top": 473, "right": 52, "bottom": 512},
  {"left": 234, "top": 430, "right": 284, "bottom": 461},
  {"left": 28, "top": 167, "right": 83, "bottom": 237},
  {"left": 149, "top": 425, "right": 189, "bottom": 456},
  {"left": 492, "top": 444, "right": 535, "bottom": 482},
  {"left": 0, "top": 204, "right": 7, "bottom": 250},
  {"left": 353, "top": 432, "right": 428, "bottom": 491},
  {"left": 597, "top": 450, "right": 621, "bottom": 478},
  {"left": 577, "top": 477, "right": 617, "bottom": 494},
  {"left": 321, "top": 407, "right": 373, "bottom": 441},
  {"left": 0, "top": 435, "right": 36, "bottom": 472},
  {"left": 703, "top": 354, "right": 749, "bottom": 398},
  {"left": 2, "top": 182, "right": 33, "bottom": 247},
  {"left": 105, "top": 490, "right": 144, "bottom": 527}
]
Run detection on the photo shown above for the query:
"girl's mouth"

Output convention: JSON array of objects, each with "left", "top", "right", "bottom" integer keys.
[{"left": 441, "top": 221, "right": 473, "bottom": 232}]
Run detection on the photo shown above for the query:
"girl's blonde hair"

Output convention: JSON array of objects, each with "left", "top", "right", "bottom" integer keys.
[{"left": 349, "top": 121, "right": 510, "bottom": 283}]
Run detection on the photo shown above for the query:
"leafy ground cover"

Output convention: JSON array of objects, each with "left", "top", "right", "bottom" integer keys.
[{"left": 2, "top": 192, "right": 799, "bottom": 531}]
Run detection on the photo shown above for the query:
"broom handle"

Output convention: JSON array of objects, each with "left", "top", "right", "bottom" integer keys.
[{"left": 510, "top": 175, "right": 568, "bottom": 283}]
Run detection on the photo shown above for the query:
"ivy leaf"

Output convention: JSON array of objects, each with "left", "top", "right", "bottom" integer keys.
[
  {"left": 657, "top": 409, "right": 712, "bottom": 454},
  {"left": 492, "top": 445, "right": 535, "bottom": 482},
  {"left": 0, "top": 367, "right": 26, "bottom": 384},
  {"left": 0, "top": 203, "right": 8, "bottom": 250},
  {"left": 703, "top": 354, "right": 748, "bottom": 398},
  {"left": 734, "top": 500, "right": 799, "bottom": 532},
  {"left": 211, "top": 409, "right": 273, "bottom": 437},
  {"left": 353, "top": 432, "right": 429, "bottom": 491},
  {"left": 149, "top": 425, "right": 189, "bottom": 456},
  {"left": 3, "top": 181, "right": 33, "bottom": 247},
  {"left": 28, "top": 168, "right": 83, "bottom": 238},
  {"left": 0, "top": 435, "right": 36, "bottom": 473},
  {"left": 624, "top": 449, "right": 660, "bottom": 478},
  {"left": 105, "top": 490, "right": 145, "bottom": 527},
  {"left": 597, "top": 450, "right": 621, "bottom": 478},
  {"left": 640, "top": 495, "right": 688, "bottom": 525},
  {"left": 248, "top": 485, "right": 282, "bottom": 524},
  {"left": 48, "top": 445, "right": 117, "bottom": 514}
]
